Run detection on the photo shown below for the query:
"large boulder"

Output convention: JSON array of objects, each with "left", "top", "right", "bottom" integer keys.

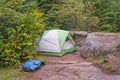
[
  {"left": 72, "top": 31, "right": 120, "bottom": 57},
  {"left": 80, "top": 33, "right": 120, "bottom": 57}
]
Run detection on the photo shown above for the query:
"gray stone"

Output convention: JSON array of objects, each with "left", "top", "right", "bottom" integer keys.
[
  {"left": 21, "top": 62, "right": 120, "bottom": 80},
  {"left": 78, "top": 32, "right": 120, "bottom": 57}
]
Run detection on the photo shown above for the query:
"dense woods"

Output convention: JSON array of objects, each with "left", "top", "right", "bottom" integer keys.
[
  {"left": 38, "top": 0, "right": 120, "bottom": 32},
  {"left": 0, "top": 0, "right": 120, "bottom": 66}
]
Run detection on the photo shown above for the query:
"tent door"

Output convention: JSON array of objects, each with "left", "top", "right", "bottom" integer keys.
[{"left": 63, "top": 41, "right": 74, "bottom": 49}]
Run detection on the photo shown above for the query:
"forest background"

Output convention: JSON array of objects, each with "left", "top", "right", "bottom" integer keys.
[{"left": 0, "top": 0, "right": 120, "bottom": 66}]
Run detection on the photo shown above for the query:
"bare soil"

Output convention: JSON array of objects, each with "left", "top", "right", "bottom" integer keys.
[
  {"left": 46, "top": 51, "right": 85, "bottom": 64},
  {"left": 46, "top": 50, "right": 120, "bottom": 75},
  {"left": 17, "top": 51, "right": 120, "bottom": 80}
]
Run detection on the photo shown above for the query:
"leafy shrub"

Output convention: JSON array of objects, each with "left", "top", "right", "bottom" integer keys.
[{"left": 0, "top": 1, "right": 45, "bottom": 67}]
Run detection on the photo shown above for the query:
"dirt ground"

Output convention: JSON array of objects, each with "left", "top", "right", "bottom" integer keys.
[
  {"left": 17, "top": 51, "right": 120, "bottom": 80},
  {"left": 46, "top": 51, "right": 85, "bottom": 64},
  {"left": 46, "top": 50, "right": 120, "bottom": 75}
]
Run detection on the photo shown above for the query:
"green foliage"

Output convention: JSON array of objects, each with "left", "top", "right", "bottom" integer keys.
[
  {"left": 87, "top": 0, "right": 120, "bottom": 32},
  {"left": 83, "top": 0, "right": 99, "bottom": 32},
  {"left": 38, "top": 0, "right": 99, "bottom": 31},
  {"left": 38, "top": 0, "right": 63, "bottom": 29},
  {"left": 56, "top": 0, "right": 85, "bottom": 30},
  {"left": 0, "top": 0, "right": 45, "bottom": 67},
  {"left": 1, "top": 0, "right": 120, "bottom": 67},
  {"left": 38, "top": 0, "right": 120, "bottom": 32}
]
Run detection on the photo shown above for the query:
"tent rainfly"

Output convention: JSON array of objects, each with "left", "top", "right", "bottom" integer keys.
[{"left": 38, "top": 29, "right": 76, "bottom": 56}]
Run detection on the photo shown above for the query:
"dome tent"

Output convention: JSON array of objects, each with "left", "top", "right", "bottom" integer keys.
[{"left": 37, "top": 29, "right": 76, "bottom": 56}]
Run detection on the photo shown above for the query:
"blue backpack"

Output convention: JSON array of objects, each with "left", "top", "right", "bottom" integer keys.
[{"left": 22, "top": 59, "right": 45, "bottom": 72}]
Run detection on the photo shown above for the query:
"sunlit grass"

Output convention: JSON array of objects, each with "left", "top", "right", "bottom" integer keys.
[
  {"left": 34, "top": 54, "right": 47, "bottom": 62},
  {"left": 0, "top": 67, "right": 27, "bottom": 80},
  {"left": 87, "top": 56, "right": 105, "bottom": 64},
  {"left": 0, "top": 55, "right": 47, "bottom": 80}
]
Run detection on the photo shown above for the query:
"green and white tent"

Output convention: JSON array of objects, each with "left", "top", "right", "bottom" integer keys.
[{"left": 38, "top": 29, "right": 76, "bottom": 56}]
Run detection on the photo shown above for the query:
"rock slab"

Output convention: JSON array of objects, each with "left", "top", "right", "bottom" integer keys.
[{"left": 24, "top": 62, "right": 120, "bottom": 80}]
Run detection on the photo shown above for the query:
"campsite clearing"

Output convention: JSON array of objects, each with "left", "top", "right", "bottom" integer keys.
[
  {"left": 1, "top": 51, "right": 120, "bottom": 80},
  {"left": 14, "top": 51, "right": 120, "bottom": 80}
]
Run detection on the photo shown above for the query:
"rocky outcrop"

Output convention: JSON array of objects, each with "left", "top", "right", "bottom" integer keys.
[
  {"left": 23, "top": 62, "right": 120, "bottom": 80},
  {"left": 71, "top": 31, "right": 87, "bottom": 46},
  {"left": 71, "top": 32, "right": 120, "bottom": 57}
]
